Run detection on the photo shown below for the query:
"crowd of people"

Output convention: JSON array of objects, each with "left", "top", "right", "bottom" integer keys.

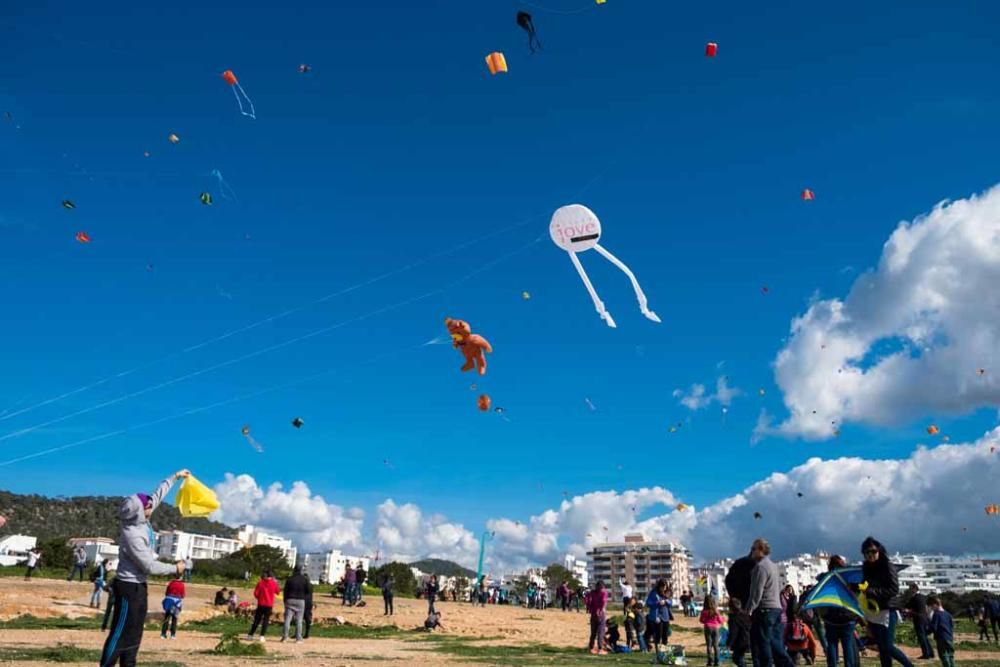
[{"left": 577, "top": 535, "right": 1000, "bottom": 667}]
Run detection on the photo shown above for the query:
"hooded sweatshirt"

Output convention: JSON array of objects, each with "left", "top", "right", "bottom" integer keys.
[{"left": 116, "top": 476, "right": 179, "bottom": 583}]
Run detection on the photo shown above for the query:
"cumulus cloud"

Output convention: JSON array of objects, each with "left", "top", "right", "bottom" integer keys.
[
  {"left": 673, "top": 376, "right": 741, "bottom": 411},
  {"left": 213, "top": 429, "right": 1000, "bottom": 568},
  {"left": 763, "top": 185, "right": 1000, "bottom": 440},
  {"left": 374, "top": 500, "right": 480, "bottom": 565},
  {"left": 213, "top": 473, "right": 365, "bottom": 553},
  {"left": 489, "top": 429, "right": 1000, "bottom": 564}
]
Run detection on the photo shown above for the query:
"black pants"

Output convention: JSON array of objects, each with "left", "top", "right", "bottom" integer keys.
[
  {"left": 161, "top": 612, "right": 178, "bottom": 637},
  {"left": 68, "top": 563, "right": 86, "bottom": 581},
  {"left": 24, "top": 566, "right": 35, "bottom": 580},
  {"left": 303, "top": 608, "right": 312, "bottom": 639},
  {"left": 100, "top": 579, "right": 147, "bottom": 667},
  {"left": 384, "top": 594, "right": 394, "bottom": 615},
  {"left": 913, "top": 618, "right": 934, "bottom": 658},
  {"left": 249, "top": 605, "right": 272, "bottom": 636},
  {"left": 101, "top": 592, "right": 115, "bottom": 631},
  {"left": 991, "top": 617, "right": 1000, "bottom": 642}
]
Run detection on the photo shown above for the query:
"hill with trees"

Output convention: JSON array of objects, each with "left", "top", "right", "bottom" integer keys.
[
  {"left": 0, "top": 489, "right": 236, "bottom": 542},
  {"left": 408, "top": 558, "right": 475, "bottom": 578}
]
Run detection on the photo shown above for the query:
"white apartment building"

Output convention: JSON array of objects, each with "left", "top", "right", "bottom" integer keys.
[
  {"left": 588, "top": 533, "right": 690, "bottom": 602},
  {"left": 777, "top": 553, "right": 829, "bottom": 592},
  {"left": 0, "top": 534, "right": 37, "bottom": 567},
  {"left": 68, "top": 537, "right": 120, "bottom": 570},
  {"left": 156, "top": 530, "right": 242, "bottom": 562},
  {"left": 895, "top": 553, "right": 1000, "bottom": 594},
  {"left": 301, "top": 550, "right": 369, "bottom": 585},
  {"left": 155, "top": 525, "right": 296, "bottom": 565},
  {"left": 564, "top": 554, "right": 589, "bottom": 588},
  {"left": 237, "top": 525, "right": 297, "bottom": 567}
]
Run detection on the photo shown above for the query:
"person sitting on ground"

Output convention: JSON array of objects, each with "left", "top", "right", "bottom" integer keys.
[
  {"left": 424, "top": 610, "right": 444, "bottom": 631},
  {"left": 927, "top": 596, "right": 955, "bottom": 667},
  {"left": 607, "top": 620, "right": 624, "bottom": 652},
  {"left": 785, "top": 614, "right": 818, "bottom": 665},
  {"left": 161, "top": 571, "right": 186, "bottom": 640},
  {"left": 214, "top": 587, "right": 229, "bottom": 606}
]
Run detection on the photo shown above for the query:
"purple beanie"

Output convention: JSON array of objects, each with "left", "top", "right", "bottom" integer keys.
[{"left": 136, "top": 493, "right": 151, "bottom": 508}]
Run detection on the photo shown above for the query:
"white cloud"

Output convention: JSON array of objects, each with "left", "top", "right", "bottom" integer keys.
[
  {"left": 213, "top": 473, "right": 365, "bottom": 552},
  {"left": 374, "top": 500, "right": 480, "bottom": 565},
  {"left": 674, "top": 376, "right": 741, "bottom": 411},
  {"left": 213, "top": 428, "right": 1000, "bottom": 570},
  {"left": 763, "top": 185, "right": 1000, "bottom": 440}
]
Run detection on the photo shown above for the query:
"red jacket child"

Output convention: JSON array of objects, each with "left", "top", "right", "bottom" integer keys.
[{"left": 254, "top": 575, "right": 280, "bottom": 608}]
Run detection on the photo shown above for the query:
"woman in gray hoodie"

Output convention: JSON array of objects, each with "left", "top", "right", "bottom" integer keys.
[{"left": 100, "top": 470, "right": 188, "bottom": 667}]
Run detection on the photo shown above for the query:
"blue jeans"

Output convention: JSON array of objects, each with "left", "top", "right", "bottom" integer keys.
[
  {"left": 870, "top": 612, "right": 914, "bottom": 667},
  {"left": 824, "top": 622, "right": 857, "bottom": 667},
  {"left": 752, "top": 608, "right": 792, "bottom": 667},
  {"left": 913, "top": 618, "right": 934, "bottom": 658}
]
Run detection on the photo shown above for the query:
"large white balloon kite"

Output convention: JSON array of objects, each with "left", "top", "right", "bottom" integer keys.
[{"left": 550, "top": 204, "right": 660, "bottom": 328}]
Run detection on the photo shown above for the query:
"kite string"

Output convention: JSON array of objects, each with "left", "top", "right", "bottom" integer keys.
[
  {"left": 0, "top": 214, "right": 540, "bottom": 426},
  {"left": 0, "top": 236, "right": 542, "bottom": 445}
]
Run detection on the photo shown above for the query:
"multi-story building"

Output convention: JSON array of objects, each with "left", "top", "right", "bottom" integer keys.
[
  {"left": 155, "top": 524, "right": 297, "bottom": 565},
  {"left": 588, "top": 533, "right": 690, "bottom": 602},
  {"left": 564, "top": 554, "right": 590, "bottom": 588},
  {"left": 237, "top": 525, "right": 297, "bottom": 567},
  {"left": 301, "top": 550, "right": 369, "bottom": 585},
  {"left": 0, "top": 534, "right": 37, "bottom": 567},
  {"left": 156, "top": 531, "right": 242, "bottom": 562},
  {"left": 68, "top": 537, "right": 120, "bottom": 570},
  {"left": 895, "top": 553, "right": 1000, "bottom": 594},
  {"left": 777, "top": 553, "right": 829, "bottom": 592}
]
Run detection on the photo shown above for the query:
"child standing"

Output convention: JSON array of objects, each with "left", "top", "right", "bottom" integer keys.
[
  {"left": 700, "top": 595, "right": 726, "bottom": 666},
  {"left": 727, "top": 599, "right": 751, "bottom": 667},
  {"left": 161, "top": 572, "right": 186, "bottom": 639},
  {"left": 979, "top": 607, "right": 991, "bottom": 642},
  {"left": 23, "top": 548, "right": 41, "bottom": 580},
  {"left": 927, "top": 597, "right": 955, "bottom": 667},
  {"left": 247, "top": 569, "right": 281, "bottom": 642}
]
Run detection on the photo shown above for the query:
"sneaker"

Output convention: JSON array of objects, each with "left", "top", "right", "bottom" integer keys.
[
  {"left": 295, "top": 639, "right": 301, "bottom": 644},
  {"left": 169, "top": 635, "right": 176, "bottom": 640},
  {"left": 259, "top": 636, "right": 266, "bottom": 643},
  {"left": 245, "top": 635, "right": 254, "bottom": 641},
  {"left": 160, "top": 634, "right": 167, "bottom": 639}
]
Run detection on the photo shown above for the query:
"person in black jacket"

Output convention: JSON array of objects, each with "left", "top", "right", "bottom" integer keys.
[
  {"left": 281, "top": 565, "right": 313, "bottom": 643},
  {"left": 728, "top": 598, "right": 752, "bottom": 667},
  {"left": 861, "top": 537, "right": 913, "bottom": 667},
  {"left": 905, "top": 584, "right": 934, "bottom": 659}
]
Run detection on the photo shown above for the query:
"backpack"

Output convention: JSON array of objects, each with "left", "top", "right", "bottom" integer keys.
[
  {"left": 89, "top": 567, "right": 101, "bottom": 582},
  {"left": 788, "top": 619, "right": 807, "bottom": 643}
]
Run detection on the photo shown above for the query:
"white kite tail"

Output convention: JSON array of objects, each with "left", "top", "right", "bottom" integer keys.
[
  {"left": 568, "top": 251, "right": 616, "bottom": 328},
  {"left": 593, "top": 244, "right": 661, "bottom": 323}
]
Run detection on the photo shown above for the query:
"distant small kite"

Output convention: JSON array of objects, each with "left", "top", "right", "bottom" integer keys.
[
  {"left": 168, "top": 133, "right": 180, "bottom": 144},
  {"left": 291, "top": 417, "right": 304, "bottom": 429},
  {"left": 75, "top": 231, "right": 91, "bottom": 244},
  {"left": 200, "top": 192, "right": 213, "bottom": 206},
  {"left": 62, "top": 200, "right": 76, "bottom": 210},
  {"left": 241, "top": 424, "right": 264, "bottom": 452},
  {"left": 516, "top": 12, "right": 542, "bottom": 54},
  {"left": 801, "top": 189, "right": 815, "bottom": 201},
  {"left": 222, "top": 70, "right": 256, "bottom": 119},
  {"left": 485, "top": 52, "right": 508, "bottom": 76},
  {"left": 705, "top": 42, "right": 718, "bottom": 57},
  {"left": 298, "top": 64, "right": 311, "bottom": 74}
]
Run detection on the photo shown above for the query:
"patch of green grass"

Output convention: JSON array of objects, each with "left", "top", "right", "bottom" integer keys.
[
  {"left": 423, "top": 639, "right": 664, "bottom": 665},
  {"left": 957, "top": 641, "right": 1000, "bottom": 652},
  {"left": 186, "top": 613, "right": 409, "bottom": 640},
  {"left": 0, "top": 615, "right": 100, "bottom": 631},
  {"left": 211, "top": 631, "right": 268, "bottom": 657},
  {"left": 0, "top": 644, "right": 101, "bottom": 662}
]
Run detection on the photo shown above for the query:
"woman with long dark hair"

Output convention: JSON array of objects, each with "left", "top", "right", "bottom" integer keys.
[{"left": 861, "top": 537, "right": 913, "bottom": 667}]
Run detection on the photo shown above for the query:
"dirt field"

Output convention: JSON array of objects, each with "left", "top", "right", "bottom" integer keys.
[{"left": 1, "top": 577, "right": 998, "bottom": 666}]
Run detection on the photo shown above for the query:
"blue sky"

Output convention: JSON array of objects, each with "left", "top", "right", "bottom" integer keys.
[{"left": 2, "top": 0, "right": 1000, "bottom": 556}]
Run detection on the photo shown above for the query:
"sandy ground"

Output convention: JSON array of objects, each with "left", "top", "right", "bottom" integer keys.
[{"left": 1, "top": 578, "right": 999, "bottom": 665}]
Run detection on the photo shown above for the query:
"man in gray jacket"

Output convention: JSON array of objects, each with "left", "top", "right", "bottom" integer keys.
[
  {"left": 100, "top": 470, "right": 188, "bottom": 667},
  {"left": 745, "top": 538, "right": 792, "bottom": 667}
]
